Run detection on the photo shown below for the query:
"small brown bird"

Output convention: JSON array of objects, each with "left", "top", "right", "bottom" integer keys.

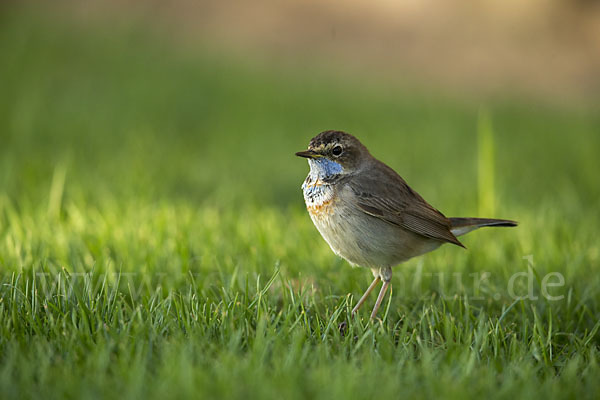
[{"left": 296, "top": 130, "right": 517, "bottom": 320}]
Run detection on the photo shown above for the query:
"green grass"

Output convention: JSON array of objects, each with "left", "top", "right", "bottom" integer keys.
[{"left": 1, "top": 5, "right": 600, "bottom": 399}]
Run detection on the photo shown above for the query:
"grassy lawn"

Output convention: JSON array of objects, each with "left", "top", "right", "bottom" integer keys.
[{"left": 1, "top": 6, "right": 600, "bottom": 399}]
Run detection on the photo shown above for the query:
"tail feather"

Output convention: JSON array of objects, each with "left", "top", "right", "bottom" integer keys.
[{"left": 449, "top": 217, "right": 518, "bottom": 237}]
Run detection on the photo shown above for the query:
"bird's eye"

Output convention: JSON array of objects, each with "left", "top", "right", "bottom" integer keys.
[{"left": 331, "top": 145, "right": 343, "bottom": 157}]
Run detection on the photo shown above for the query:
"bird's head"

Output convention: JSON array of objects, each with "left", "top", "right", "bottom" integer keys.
[{"left": 295, "top": 130, "right": 370, "bottom": 180}]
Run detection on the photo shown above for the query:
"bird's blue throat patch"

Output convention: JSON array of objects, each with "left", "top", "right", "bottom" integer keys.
[
  {"left": 302, "top": 158, "right": 343, "bottom": 202},
  {"left": 308, "top": 158, "right": 343, "bottom": 180}
]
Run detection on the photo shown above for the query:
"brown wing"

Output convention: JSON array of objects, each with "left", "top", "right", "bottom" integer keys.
[{"left": 348, "top": 160, "right": 464, "bottom": 248}]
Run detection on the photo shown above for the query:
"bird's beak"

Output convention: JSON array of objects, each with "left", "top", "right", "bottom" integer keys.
[{"left": 295, "top": 150, "right": 321, "bottom": 159}]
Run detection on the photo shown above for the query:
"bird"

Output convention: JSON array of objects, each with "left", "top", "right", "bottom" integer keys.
[{"left": 296, "top": 130, "right": 517, "bottom": 320}]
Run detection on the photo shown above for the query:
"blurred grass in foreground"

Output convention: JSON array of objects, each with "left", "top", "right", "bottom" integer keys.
[{"left": 1, "top": 5, "right": 600, "bottom": 400}]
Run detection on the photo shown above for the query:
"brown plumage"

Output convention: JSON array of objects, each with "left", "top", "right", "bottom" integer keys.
[{"left": 297, "top": 130, "right": 517, "bottom": 320}]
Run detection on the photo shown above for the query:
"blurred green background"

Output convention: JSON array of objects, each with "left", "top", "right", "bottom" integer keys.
[
  {"left": 2, "top": 3, "right": 599, "bottom": 212},
  {"left": 1, "top": 1, "right": 600, "bottom": 399}
]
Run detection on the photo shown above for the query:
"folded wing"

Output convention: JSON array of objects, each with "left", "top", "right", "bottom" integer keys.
[{"left": 349, "top": 160, "right": 464, "bottom": 248}]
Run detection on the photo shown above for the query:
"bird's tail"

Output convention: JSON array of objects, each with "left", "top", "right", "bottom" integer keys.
[{"left": 449, "top": 217, "right": 517, "bottom": 237}]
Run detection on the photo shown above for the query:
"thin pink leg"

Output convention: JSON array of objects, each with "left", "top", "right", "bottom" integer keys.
[
  {"left": 351, "top": 277, "right": 381, "bottom": 316},
  {"left": 370, "top": 280, "right": 390, "bottom": 320}
]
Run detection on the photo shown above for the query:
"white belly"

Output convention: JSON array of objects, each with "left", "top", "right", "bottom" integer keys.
[{"left": 303, "top": 179, "right": 441, "bottom": 268}]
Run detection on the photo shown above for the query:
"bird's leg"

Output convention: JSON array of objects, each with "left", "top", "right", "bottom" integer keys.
[
  {"left": 370, "top": 280, "right": 390, "bottom": 320},
  {"left": 370, "top": 267, "right": 392, "bottom": 320},
  {"left": 351, "top": 276, "right": 381, "bottom": 316}
]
